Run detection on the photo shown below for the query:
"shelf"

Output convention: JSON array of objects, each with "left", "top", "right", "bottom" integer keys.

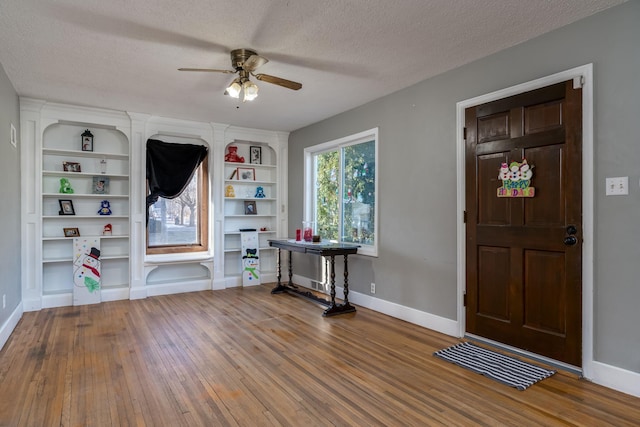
[
  {"left": 43, "top": 235, "right": 129, "bottom": 241},
  {"left": 225, "top": 214, "right": 275, "bottom": 218},
  {"left": 224, "top": 179, "right": 275, "bottom": 185},
  {"left": 43, "top": 215, "right": 128, "bottom": 219},
  {"left": 225, "top": 162, "right": 276, "bottom": 169},
  {"left": 225, "top": 197, "right": 276, "bottom": 201},
  {"left": 43, "top": 193, "right": 129, "bottom": 199},
  {"left": 43, "top": 254, "right": 129, "bottom": 263},
  {"left": 224, "top": 230, "right": 276, "bottom": 235},
  {"left": 42, "top": 170, "right": 129, "bottom": 179},
  {"left": 224, "top": 246, "right": 276, "bottom": 253},
  {"left": 43, "top": 148, "right": 128, "bottom": 160}
]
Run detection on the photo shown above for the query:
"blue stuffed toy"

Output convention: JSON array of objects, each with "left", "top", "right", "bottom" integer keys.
[
  {"left": 254, "top": 186, "right": 266, "bottom": 198},
  {"left": 98, "top": 200, "right": 112, "bottom": 215}
]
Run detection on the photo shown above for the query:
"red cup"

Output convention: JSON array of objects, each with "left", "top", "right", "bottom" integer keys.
[{"left": 295, "top": 229, "right": 301, "bottom": 241}]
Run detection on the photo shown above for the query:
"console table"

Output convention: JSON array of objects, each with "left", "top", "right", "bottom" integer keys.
[{"left": 269, "top": 239, "right": 359, "bottom": 317}]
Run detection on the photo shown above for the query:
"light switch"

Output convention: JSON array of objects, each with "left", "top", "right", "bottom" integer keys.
[{"left": 605, "top": 177, "right": 629, "bottom": 196}]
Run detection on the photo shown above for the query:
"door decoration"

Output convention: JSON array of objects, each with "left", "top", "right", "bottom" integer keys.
[
  {"left": 497, "top": 160, "right": 535, "bottom": 198},
  {"left": 73, "top": 237, "right": 101, "bottom": 305},
  {"left": 241, "top": 231, "right": 260, "bottom": 285}
]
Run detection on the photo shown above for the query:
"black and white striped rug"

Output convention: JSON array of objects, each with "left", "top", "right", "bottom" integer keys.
[{"left": 434, "top": 342, "right": 556, "bottom": 390}]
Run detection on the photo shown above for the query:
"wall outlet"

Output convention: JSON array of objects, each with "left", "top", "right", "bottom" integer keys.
[{"left": 370, "top": 282, "right": 376, "bottom": 294}]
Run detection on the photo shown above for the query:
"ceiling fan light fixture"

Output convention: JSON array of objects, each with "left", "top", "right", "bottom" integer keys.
[
  {"left": 225, "top": 79, "right": 242, "bottom": 98},
  {"left": 242, "top": 80, "right": 259, "bottom": 102}
]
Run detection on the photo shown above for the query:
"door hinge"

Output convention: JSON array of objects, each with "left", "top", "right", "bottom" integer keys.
[
  {"left": 463, "top": 210, "right": 467, "bottom": 223},
  {"left": 463, "top": 292, "right": 467, "bottom": 307},
  {"left": 463, "top": 127, "right": 467, "bottom": 140}
]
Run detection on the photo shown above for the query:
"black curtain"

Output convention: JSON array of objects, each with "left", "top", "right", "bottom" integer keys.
[{"left": 146, "top": 139, "right": 208, "bottom": 225}]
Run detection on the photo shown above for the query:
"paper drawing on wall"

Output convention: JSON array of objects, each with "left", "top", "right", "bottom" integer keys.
[
  {"left": 497, "top": 160, "right": 535, "bottom": 198},
  {"left": 73, "top": 238, "right": 102, "bottom": 305}
]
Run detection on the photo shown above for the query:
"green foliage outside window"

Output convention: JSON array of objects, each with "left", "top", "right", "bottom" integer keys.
[{"left": 314, "top": 140, "right": 375, "bottom": 245}]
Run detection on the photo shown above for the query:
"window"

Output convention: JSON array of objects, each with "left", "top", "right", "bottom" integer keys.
[
  {"left": 147, "top": 158, "right": 209, "bottom": 254},
  {"left": 304, "top": 128, "right": 378, "bottom": 256}
]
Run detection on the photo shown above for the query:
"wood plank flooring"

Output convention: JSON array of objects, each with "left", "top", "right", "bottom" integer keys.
[{"left": 1, "top": 284, "right": 639, "bottom": 426}]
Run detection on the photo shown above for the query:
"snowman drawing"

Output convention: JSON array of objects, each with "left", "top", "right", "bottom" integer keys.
[
  {"left": 74, "top": 247, "right": 101, "bottom": 293},
  {"left": 498, "top": 162, "right": 510, "bottom": 181}
]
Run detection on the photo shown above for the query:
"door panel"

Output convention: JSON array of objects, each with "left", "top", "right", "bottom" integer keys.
[
  {"left": 478, "top": 153, "right": 509, "bottom": 225},
  {"left": 465, "top": 81, "right": 582, "bottom": 366},
  {"left": 523, "top": 145, "right": 564, "bottom": 226},
  {"left": 523, "top": 250, "right": 566, "bottom": 335}
]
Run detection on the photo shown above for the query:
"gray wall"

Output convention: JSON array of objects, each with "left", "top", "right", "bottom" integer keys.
[
  {"left": 288, "top": 2, "right": 640, "bottom": 373},
  {"left": 0, "top": 62, "right": 21, "bottom": 329}
]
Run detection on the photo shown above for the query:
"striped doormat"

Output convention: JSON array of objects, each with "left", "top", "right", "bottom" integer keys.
[{"left": 434, "top": 342, "right": 555, "bottom": 390}]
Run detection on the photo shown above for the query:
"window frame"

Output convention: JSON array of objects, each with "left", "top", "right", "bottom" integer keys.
[
  {"left": 146, "top": 155, "right": 209, "bottom": 255},
  {"left": 304, "top": 128, "right": 379, "bottom": 257}
]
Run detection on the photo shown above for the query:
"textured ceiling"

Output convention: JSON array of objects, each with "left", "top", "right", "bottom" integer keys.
[{"left": 0, "top": 0, "right": 625, "bottom": 132}]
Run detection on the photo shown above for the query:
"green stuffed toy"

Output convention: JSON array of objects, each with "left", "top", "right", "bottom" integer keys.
[{"left": 59, "top": 178, "right": 74, "bottom": 194}]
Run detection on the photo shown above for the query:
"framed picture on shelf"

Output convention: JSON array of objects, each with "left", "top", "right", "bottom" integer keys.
[
  {"left": 237, "top": 167, "right": 256, "bottom": 181},
  {"left": 249, "top": 146, "right": 262, "bottom": 164},
  {"left": 244, "top": 200, "right": 257, "bottom": 215},
  {"left": 58, "top": 199, "right": 75, "bottom": 215},
  {"left": 81, "top": 129, "right": 94, "bottom": 152},
  {"left": 63, "top": 227, "right": 80, "bottom": 237},
  {"left": 63, "top": 161, "right": 81, "bottom": 172},
  {"left": 92, "top": 176, "right": 110, "bottom": 194}
]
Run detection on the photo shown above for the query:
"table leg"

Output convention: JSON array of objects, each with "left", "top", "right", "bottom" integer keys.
[
  {"left": 271, "top": 248, "right": 286, "bottom": 294},
  {"left": 288, "top": 250, "right": 293, "bottom": 286},
  {"left": 322, "top": 254, "right": 356, "bottom": 317},
  {"left": 329, "top": 255, "right": 336, "bottom": 305},
  {"left": 343, "top": 254, "right": 351, "bottom": 305}
]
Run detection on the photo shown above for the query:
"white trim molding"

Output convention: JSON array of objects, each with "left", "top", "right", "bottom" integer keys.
[{"left": 0, "top": 303, "right": 23, "bottom": 352}]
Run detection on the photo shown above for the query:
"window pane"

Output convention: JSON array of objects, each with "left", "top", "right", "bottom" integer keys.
[
  {"left": 148, "top": 173, "right": 199, "bottom": 247},
  {"left": 342, "top": 140, "right": 375, "bottom": 245},
  {"left": 314, "top": 150, "right": 340, "bottom": 241}
]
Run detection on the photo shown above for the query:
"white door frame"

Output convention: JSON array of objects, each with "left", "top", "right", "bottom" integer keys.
[{"left": 455, "top": 64, "right": 594, "bottom": 378}]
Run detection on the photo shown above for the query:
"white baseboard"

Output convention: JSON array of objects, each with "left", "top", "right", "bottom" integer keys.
[
  {"left": 145, "top": 279, "right": 211, "bottom": 297},
  {"left": 101, "top": 287, "right": 130, "bottom": 302},
  {"left": 0, "top": 303, "right": 23, "bottom": 351},
  {"left": 42, "top": 293, "right": 73, "bottom": 308},
  {"left": 22, "top": 298, "right": 42, "bottom": 312},
  {"left": 588, "top": 361, "right": 640, "bottom": 398},
  {"left": 290, "top": 274, "right": 459, "bottom": 337},
  {"left": 129, "top": 287, "right": 148, "bottom": 300},
  {"left": 347, "top": 289, "right": 459, "bottom": 338},
  {"left": 212, "top": 277, "right": 227, "bottom": 290}
]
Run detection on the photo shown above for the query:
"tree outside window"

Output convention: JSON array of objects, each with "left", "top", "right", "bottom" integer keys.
[
  {"left": 307, "top": 128, "right": 378, "bottom": 256},
  {"left": 147, "top": 161, "right": 209, "bottom": 254}
]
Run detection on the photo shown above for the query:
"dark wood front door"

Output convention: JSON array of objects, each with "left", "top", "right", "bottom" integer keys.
[{"left": 465, "top": 81, "right": 582, "bottom": 366}]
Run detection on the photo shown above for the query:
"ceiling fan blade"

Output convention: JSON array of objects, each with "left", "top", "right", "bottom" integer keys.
[
  {"left": 254, "top": 74, "right": 302, "bottom": 90},
  {"left": 178, "top": 68, "right": 235, "bottom": 74},
  {"left": 243, "top": 54, "right": 269, "bottom": 72}
]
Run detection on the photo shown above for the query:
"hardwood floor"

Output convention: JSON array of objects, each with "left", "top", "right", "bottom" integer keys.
[{"left": 1, "top": 285, "right": 638, "bottom": 426}]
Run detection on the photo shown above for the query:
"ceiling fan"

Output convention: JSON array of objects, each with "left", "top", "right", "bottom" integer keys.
[{"left": 179, "top": 48, "right": 302, "bottom": 101}]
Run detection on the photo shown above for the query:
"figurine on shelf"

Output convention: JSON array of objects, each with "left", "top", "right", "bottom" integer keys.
[
  {"left": 224, "top": 145, "right": 245, "bottom": 163},
  {"left": 102, "top": 224, "right": 112, "bottom": 236},
  {"left": 225, "top": 184, "right": 236, "bottom": 197},
  {"left": 254, "top": 186, "right": 266, "bottom": 198},
  {"left": 98, "top": 200, "right": 112, "bottom": 215},
  {"left": 59, "top": 177, "right": 74, "bottom": 194}
]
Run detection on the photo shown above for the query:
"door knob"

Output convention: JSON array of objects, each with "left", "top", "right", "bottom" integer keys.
[
  {"left": 566, "top": 225, "right": 577, "bottom": 235},
  {"left": 564, "top": 236, "right": 577, "bottom": 246}
]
